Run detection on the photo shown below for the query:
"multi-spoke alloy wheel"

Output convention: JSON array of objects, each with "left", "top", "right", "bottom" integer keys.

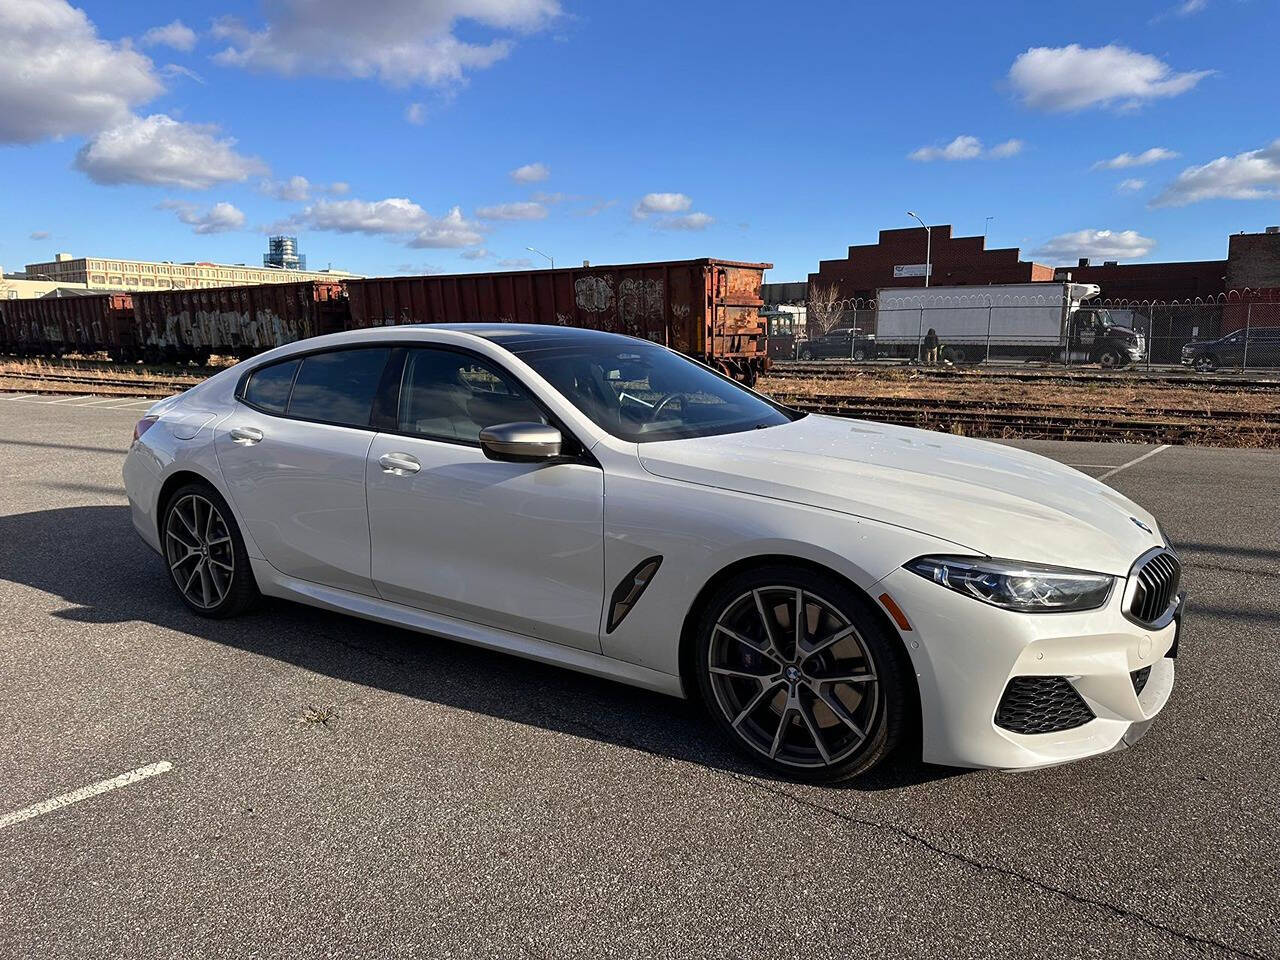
[
  {"left": 162, "top": 483, "right": 258, "bottom": 618},
  {"left": 696, "top": 568, "right": 908, "bottom": 782}
]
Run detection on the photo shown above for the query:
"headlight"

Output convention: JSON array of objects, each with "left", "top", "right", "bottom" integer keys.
[{"left": 904, "top": 556, "right": 1114, "bottom": 613}]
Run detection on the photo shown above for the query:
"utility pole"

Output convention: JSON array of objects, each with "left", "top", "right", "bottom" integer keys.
[{"left": 906, "top": 211, "right": 931, "bottom": 288}]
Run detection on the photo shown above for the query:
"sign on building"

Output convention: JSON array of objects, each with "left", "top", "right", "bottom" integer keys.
[{"left": 893, "top": 264, "right": 932, "bottom": 278}]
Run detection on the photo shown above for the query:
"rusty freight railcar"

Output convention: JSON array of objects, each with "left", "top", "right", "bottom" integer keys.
[
  {"left": 0, "top": 293, "right": 135, "bottom": 359},
  {"left": 129, "top": 280, "right": 348, "bottom": 363},
  {"left": 344, "top": 259, "right": 773, "bottom": 382}
]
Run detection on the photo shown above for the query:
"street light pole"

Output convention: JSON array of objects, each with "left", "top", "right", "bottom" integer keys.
[
  {"left": 984, "top": 216, "right": 994, "bottom": 245},
  {"left": 525, "top": 246, "right": 554, "bottom": 270},
  {"left": 906, "top": 211, "right": 931, "bottom": 288}
]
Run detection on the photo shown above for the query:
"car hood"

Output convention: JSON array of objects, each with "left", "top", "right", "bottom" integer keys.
[{"left": 637, "top": 415, "right": 1163, "bottom": 576}]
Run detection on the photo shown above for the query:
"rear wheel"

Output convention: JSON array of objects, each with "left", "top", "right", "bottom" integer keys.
[
  {"left": 797, "top": 345, "right": 813, "bottom": 360},
  {"left": 695, "top": 566, "right": 910, "bottom": 782},
  {"left": 162, "top": 482, "right": 259, "bottom": 618}
]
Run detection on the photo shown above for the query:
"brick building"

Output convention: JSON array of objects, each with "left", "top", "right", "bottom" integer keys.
[
  {"left": 810, "top": 224, "right": 1280, "bottom": 305},
  {"left": 1052, "top": 258, "right": 1225, "bottom": 303},
  {"left": 808, "top": 225, "right": 1054, "bottom": 302}
]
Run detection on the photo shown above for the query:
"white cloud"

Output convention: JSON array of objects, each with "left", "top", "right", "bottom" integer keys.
[
  {"left": 160, "top": 63, "right": 205, "bottom": 85},
  {"left": 1175, "top": 0, "right": 1208, "bottom": 13},
  {"left": 29, "top": 230, "right": 50, "bottom": 241},
  {"left": 497, "top": 257, "right": 534, "bottom": 269},
  {"left": 213, "top": 0, "right": 560, "bottom": 87},
  {"left": 510, "top": 162, "right": 550, "bottom": 183},
  {"left": 656, "top": 212, "right": 714, "bottom": 231},
  {"left": 328, "top": 181, "right": 350, "bottom": 195},
  {"left": 461, "top": 248, "right": 492, "bottom": 260},
  {"left": 405, "top": 102, "right": 427, "bottom": 125},
  {"left": 262, "top": 175, "right": 312, "bottom": 202},
  {"left": 579, "top": 198, "right": 617, "bottom": 217},
  {"left": 633, "top": 192, "right": 692, "bottom": 218},
  {"left": 1034, "top": 229, "right": 1156, "bottom": 262},
  {"left": 1093, "top": 147, "right": 1180, "bottom": 169},
  {"left": 1009, "top": 44, "right": 1211, "bottom": 111},
  {"left": 141, "top": 20, "right": 197, "bottom": 52},
  {"left": 475, "top": 201, "right": 547, "bottom": 220},
  {"left": 909, "top": 135, "right": 1023, "bottom": 161},
  {"left": 0, "top": 0, "right": 162, "bottom": 143},
  {"left": 74, "top": 113, "right": 266, "bottom": 189},
  {"left": 1117, "top": 178, "right": 1147, "bottom": 193},
  {"left": 162, "top": 200, "right": 247, "bottom": 234},
  {"left": 1151, "top": 139, "right": 1280, "bottom": 207},
  {"left": 988, "top": 138, "right": 1024, "bottom": 159},
  {"left": 910, "top": 135, "right": 982, "bottom": 162},
  {"left": 300, "top": 197, "right": 485, "bottom": 249}
]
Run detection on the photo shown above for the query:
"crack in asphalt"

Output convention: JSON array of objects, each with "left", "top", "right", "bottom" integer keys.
[{"left": 545, "top": 710, "right": 1269, "bottom": 960}]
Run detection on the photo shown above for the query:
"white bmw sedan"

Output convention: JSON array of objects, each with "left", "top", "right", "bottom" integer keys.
[{"left": 124, "top": 324, "right": 1184, "bottom": 782}]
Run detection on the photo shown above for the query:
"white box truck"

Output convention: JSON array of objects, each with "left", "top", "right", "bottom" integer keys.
[{"left": 874, "top": 282, "right": 1145, "bottom": 367}]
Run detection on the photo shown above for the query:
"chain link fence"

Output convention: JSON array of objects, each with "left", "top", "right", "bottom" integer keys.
[{"left": 781, "top": 294, "right": 1280, "bottom": 371}]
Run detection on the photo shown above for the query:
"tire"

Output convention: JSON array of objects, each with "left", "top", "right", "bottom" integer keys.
[
  {"left": 852, "top": 348, "right": 867, "bottom": 361},
  {"left": 161, "top": 481, "right": 259, "bottom": 618},
  {"left": 1194, "top": 354, "right": 1217, "bottom": 372},
  {"left": 694, "top": 565, "right": 911, "bottom": 783},
  {"left": 943, "top": 346, "right": 966, "bottom": 363},
  {"left": 798, "top": 346, "right": 813, "bottom": 360},
  {"left": 1097, "top": 349, "right": 1120, "bottom": 369}
]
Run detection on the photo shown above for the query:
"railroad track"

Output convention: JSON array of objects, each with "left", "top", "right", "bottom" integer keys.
[
  {"left": 765, "top": 392, "right": 1267, "bottom": 424},
  {"left": 768, "top": 362, "right": 1280, "bottom": 393},
  {"left": 776, "top": 396, "right": 1280, "bottom": 444},
  {"left": 0, "top": 371, "right": 200, "bottom": 395}
]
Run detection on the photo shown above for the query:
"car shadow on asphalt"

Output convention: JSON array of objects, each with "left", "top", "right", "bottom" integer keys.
[{"left": 0, "top": 505, "right": 959, "bottom": 792}]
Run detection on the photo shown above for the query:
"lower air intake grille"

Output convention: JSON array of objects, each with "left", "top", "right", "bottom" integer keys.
[
  {"left": 1131, "top": 665, "right": 1152, "bottom": 696},
  {"left": 994, "top": 676, "right": 1095, "bottom": 735}
]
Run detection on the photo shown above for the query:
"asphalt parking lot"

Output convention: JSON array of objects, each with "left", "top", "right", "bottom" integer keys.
[{"left": 0, "top": 393, "right": 1277, "bottom": 960}]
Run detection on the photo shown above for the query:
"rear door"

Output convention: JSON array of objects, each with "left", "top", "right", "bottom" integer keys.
[
  {"left": 365, "top": 346, "right": 605, "bottom": 652},
  {"left": 214, "top": 346, "right": 392, "bottom": 597}
]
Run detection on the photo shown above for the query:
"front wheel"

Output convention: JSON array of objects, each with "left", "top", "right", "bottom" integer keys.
[
  {"left": 1194, "top": 354, "right": 1217, "bottom": 372},
  {"left": 797, "top": 346, "right": 813, "bottom": 360},
  {"left": 162, "top": 482, "right": 259, "bottom": 618},
  {"left": 852, "top": 347, "right": 867, "bottom": 361},
  {"left": 1097, "top": 349, "right": 1121, "bottom": 369},
  {"left": 694, "top": 566, "right": 911, "bottom": 782}
]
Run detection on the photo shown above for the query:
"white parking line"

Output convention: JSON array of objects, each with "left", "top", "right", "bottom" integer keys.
[
  {"left": 105, "top": 399, "right": 160, "bottom": 409},
  {"left": 1098, "top": 444, "right": 1171, "bottom": 480},
  {"left": 44, "top": 394, "right": 94, "bottom": 403},
  {"left": 0, "top": 761, "right": 173, "bottom": 831}
]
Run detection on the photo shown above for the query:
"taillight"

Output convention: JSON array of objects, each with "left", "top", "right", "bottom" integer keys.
[{"left": 133, "top": 416, "right": 159, "bottom": 443}]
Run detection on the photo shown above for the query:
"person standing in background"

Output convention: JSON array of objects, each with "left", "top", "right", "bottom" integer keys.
[{"left": 924, "top": 327, "right": 940, "bottom": 365}]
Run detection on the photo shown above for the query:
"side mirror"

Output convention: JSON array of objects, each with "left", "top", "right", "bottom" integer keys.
[{"left": 479, "top": 422, "right": 563, "bottom": 463}]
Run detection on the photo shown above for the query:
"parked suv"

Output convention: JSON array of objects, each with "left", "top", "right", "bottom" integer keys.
[
  {"left": 1181, "top": 327, "right": 1280, "bottom": 371},
  {"left": 796, "top": 327, "right": 878, "bottom": 361}
]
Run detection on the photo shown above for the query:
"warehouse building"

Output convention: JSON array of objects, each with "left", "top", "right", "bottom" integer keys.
[
  {"left": 810, "top": 224, "right": 1280, "bottom": 305},
  {"left": 25, "top": 237, "right": 357, "bottom": 293},
  {"left": 808, "top": 225, "right": 1054, "bottom": 302}
]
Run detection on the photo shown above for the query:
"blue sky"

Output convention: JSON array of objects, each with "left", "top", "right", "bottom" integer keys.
[{"left": 2, "top": 0, "right": 1278, "bottom": 282}]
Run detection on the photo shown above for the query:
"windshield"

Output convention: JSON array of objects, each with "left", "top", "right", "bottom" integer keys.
[{"left": 498, "top": 332, "right": 799, "bottom": 442}]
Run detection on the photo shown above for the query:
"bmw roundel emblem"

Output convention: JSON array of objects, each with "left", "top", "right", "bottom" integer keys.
[{"left": 1130, "top": 517, "right": 1153, "bottom": 534}]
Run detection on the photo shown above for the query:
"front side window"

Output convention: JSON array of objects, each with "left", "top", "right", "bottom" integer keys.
[
  {"left": 243, "top": 358, "right": 300, "bottom": 413},
  {"left": 397, "top": 348, "right": 546, "bottom": 443},
  {"left": 286, "top": 348, "right": 390, "bottom": 427},
  {"left": 499, "top": 333, "right": 797, "bottom": 443}
]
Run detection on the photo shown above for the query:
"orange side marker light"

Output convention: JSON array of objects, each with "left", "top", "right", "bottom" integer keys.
[{"left": 879, "top": 593, "right": 913, "bottom": 632}]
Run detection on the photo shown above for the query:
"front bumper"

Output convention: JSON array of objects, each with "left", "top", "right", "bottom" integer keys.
[{"left": 876, "top": 567, "right": 1181, "bottom": 770}]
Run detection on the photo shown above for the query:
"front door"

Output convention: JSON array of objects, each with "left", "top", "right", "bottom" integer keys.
[
  {"left": 365, "top": 346, "right": 605, "bottom": 652},
  {"left": 214, "top": 346, "right": 392, "bottom": 597}
]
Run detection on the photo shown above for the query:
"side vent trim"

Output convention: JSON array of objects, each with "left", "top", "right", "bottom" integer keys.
[{"left": 606, "top": 556, "right": 663, "bottom": 633}]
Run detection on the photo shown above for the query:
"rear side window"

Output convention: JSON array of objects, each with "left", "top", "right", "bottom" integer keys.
[
  {"left": 243, "top": 359, "right": 300, "bottom": 413},
  {"left": 286, "top": 348, "right": 391, "bottom": 427}
]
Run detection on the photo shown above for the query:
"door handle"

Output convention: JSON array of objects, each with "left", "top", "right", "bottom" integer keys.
[
  {"left": 229, "top": 426, "right": 264, "bottom": 445},
  {"left": 379, "top": 452, "right": 421, "bottom": 475}
]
